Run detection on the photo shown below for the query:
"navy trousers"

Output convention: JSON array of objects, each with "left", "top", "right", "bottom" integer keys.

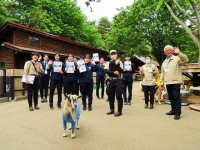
[
  {"left": 80, "top": 82, "right": 93, "bottom": 108},
  {"left": 123, "top": 76, "right": 133, "bottom": 102},
  {"left": 166, "top": 84, "right": 181, "bottom": 115},
  {"left": 63, "top": 80, "right": 77, "bottom": 97},
  {"left": 40, "top": 75, "right": 49, "bottom": 99},
  {"left": 49, "top": 79, "right": 62, "bottom": 107},
  {"left": 96, "top": 76, "right": 105, "bottom": 97}
]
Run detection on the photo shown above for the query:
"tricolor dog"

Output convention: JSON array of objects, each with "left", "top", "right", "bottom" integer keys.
[{"left": 62, "top": 94, "right": 81, "bottom": 139}]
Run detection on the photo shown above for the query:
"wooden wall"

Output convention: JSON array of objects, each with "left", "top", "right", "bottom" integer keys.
[
  {"left": 14, "top": 30, "right": 107, "bottom": 58},
  {"left": 0, "top": 47, "right": 14, "bottom": 69}
]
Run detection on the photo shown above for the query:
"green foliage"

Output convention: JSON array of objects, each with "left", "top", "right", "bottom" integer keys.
[
  {"left": 0, "top": 0, "right": 104, "bottom": 49},
  {"left": 105, "top": 0, "right": 198, "bottom": 63}
]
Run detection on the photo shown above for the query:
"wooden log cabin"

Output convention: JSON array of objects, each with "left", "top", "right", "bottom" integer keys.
[
  {"left": 0, "top": 21, "right": 108, "bottom": 69},
  {"left": 0, "top": 22, "right": 108, "bottom": 100}
]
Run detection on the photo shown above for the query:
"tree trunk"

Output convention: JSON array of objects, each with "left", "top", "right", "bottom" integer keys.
[{"left": 198, "top": 42, "right": 200, "bottom": 63}]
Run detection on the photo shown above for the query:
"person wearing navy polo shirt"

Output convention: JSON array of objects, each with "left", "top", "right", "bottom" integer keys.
[
  {"left": 122, "top": 54, "right": 136, "bottom": 105},
  {"left": 96, "top": 58, "right": 105, "bottom": 99},
  {"left": 40, "top": 54, "right": 50, "bottom": 103},
  {"left": 63, "top": 54, "right": 78, "bottom": 98},
  {"left": 47, "top": 53, "right": 65, "bottom": 110},
  {"left": 78, "top": 54, "right": 96, "bottom": 111}
]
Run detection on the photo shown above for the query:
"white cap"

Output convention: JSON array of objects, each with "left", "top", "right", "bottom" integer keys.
[{"left": 110, "top": 50, "right": 117, "bottom": 54}]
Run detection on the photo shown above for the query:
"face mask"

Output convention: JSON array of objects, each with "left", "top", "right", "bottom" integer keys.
[
  {"left": 110, "top": 54, "right": 117, "bottom": 60},
  {"left": 146, "top": 59, "right": 151, "bottom": 64}
]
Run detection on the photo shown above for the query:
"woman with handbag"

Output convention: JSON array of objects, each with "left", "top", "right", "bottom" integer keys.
[{"left": 23, "top": 52, "right": 44, "bottom": 111}]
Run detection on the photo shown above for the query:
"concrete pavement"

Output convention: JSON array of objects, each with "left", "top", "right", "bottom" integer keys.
[{"left": 0, "top": 81, "right": 200, "bottom": 150}]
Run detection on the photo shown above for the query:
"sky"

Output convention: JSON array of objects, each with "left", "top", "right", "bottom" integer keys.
[{"left": 76, "top": 0, "right": 134, "bottom": 21}]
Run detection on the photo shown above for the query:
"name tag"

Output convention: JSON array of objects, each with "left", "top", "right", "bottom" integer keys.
[
  {"left": 147, "top": 67, "right": 153, "bottom": 72},
  {"left": 165, "top": 68, "right": 169, "bottom": 72}
]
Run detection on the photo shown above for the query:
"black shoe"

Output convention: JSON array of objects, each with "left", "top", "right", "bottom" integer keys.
[
  {"left": 83, "top": 106, "right": 86, "bottom": 111},
  {"left": 34, "top": 106, "right": 40, "bottom": 110},
  {"left": 88, "top": 107, "right": 92, "bottom": 111},
  {"left": 96, "top": 95, "right": 100, "bottom": 99},
  {"left": 29, "top": 107, "right": 34, "bottom": 111},
  {"left": 101, "top": 95, "right": 104, "bottom": 99},
  {"left": 106, "top": 110, "right": 115, "bottom": 115},
  {"left": 114, "top": 111, "right": 122, "bottom": 117},
  {"left": 166, "top": 111, "right": 175, "bottom": 115},
  {"left": 44, "top": 98, "right": 48, "bottom": 102},
  {"left": 144, "top": 104, "right": 148, "bottom": 109},
  {"left": 58, "top": 105, "right": 62, "bottom": 109},
  {"left": 174, "top": 115, "right": 180, "bottom": 120},
  {"left": 41, "top": 99, "right": 44, "bottom": 103},
  {"left": 50, "top": 107, "right": 54, "bottom": 110},
  {"left": 149, "top": 104, "right": 154, "bottom": 109}
]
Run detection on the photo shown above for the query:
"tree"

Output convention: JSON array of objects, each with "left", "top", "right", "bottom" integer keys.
[
  {"left": 106, "top": 0, "right": 198, "bottom": 63},
  {"left": 0, "top": 0, "right": 104, "bottom": 49},
  {"left": 158, "top": 0, "right": 200, "bottom": 62},
  {"left": 96, "top": 17, "right": 111, "bottom": 49}
]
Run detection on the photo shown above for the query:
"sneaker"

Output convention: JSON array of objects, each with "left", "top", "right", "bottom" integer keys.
[
  {"left": 29, "top": 107, "right": 34, "bottom": 111},
  {"left": 71, "top": 130, "right": 76, "bottom": 139},
  {"left": 41, "top": 99, "right": 44, "bottom": 103},
  {"left": 128, "top": 102, "right": 131, "bottom": 105},
  {"left": 50, "top": 107, "right": 54, "bottom": 110},
  {"left": 34, "top": 106, "right": 40, "bottom": 110},
  {"left": 63, "top": 130, "right": 67, "bottom": 137},
  {"left": 124, "top": 101, "right": 128, "bottom": 105}
]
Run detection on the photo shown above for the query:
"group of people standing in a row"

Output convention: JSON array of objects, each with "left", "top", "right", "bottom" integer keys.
[{"left": 24, "top": 44, "right": 188, "bottom": 120}]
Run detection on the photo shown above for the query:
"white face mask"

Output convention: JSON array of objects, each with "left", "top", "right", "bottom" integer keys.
[
  {"left": 110, "top": 54, "right": 117, "bottom": 60},
  {"left": 146, "top": 59, "right": 151, "bottom": 64}
]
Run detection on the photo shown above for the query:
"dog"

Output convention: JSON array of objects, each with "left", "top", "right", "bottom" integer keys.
[{"left": 62, "top": 94, "right": 81, "bottom": 139}]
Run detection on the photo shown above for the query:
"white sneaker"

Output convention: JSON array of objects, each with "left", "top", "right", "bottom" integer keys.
[
  {"left": 76, "top": 120, "right": 80, "bottom": 129},
  {"left": 63, "top": 130, "right": 67, "bottom": 137},
  {"left": 71, "top": 131, "right": 76, "bottom": 139}
]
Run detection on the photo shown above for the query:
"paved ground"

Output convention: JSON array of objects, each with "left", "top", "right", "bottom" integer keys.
[{"left": 0, "top": 81, "right": 200, "bottom": 150}]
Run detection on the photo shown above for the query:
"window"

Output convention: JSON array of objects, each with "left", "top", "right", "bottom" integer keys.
[
  {"left": 0, "top": 62, "right": 5, "bottom": 69},
  {"left": 29, "top": 36, "right": 40, "bottom": 45}
]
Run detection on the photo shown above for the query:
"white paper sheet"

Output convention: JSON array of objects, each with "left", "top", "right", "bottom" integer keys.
[
  {"left": 124, "top": 61, "right": 131, "bottom": 70},
  {"left": 21, "top": 75, "right": 35, "bottom": 84},
  {"left": 77, "top": 60, "right": 86, "bottom": 73},
  {"left": 93, "top": 53, "right": 99, "bottom": 62},
  {"left": 53, "top": 62, "right": 62, "bottom": 72},
  {"left": 66, "top": 62, "right": 75, "bottom": 73}
]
